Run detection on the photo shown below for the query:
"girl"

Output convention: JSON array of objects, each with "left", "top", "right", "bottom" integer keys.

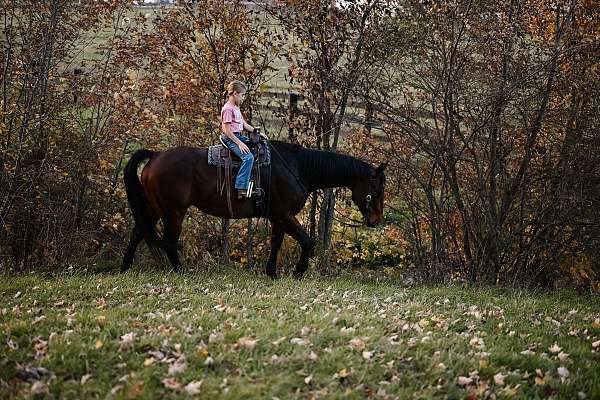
[{"left": 220, "top": 80, "right": 258, "bottom": 199}]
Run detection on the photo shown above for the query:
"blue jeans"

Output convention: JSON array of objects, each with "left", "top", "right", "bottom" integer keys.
[{"left": 221, "top": 133, "right": 254, "bottom": 190}]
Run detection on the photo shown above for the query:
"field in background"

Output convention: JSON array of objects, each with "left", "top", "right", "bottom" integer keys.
[
  {"left": 71, "top": 5, "right": 381, "bottom": 142},
  {"left": 1, "top": 269, "right": 599, "bottom": 398}
]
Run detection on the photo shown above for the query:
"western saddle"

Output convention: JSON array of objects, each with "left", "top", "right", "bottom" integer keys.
[{"left": 207, "top": 130, "right": 270, "bottom": 218}]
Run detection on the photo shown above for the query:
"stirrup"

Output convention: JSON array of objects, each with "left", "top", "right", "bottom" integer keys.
[{"left": 247, "top": 181, "right": 254, "bottom": 197}]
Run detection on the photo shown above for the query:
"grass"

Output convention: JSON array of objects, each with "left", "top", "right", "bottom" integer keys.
[{"left": 1, "top": 267, "right": 599, "bottom": 399}]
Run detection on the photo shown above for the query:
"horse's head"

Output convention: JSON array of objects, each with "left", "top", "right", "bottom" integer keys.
[{"left": 352, "top": 162, "right": 387, "bottom": 227}]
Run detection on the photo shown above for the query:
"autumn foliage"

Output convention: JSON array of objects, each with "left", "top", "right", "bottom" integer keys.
[{"left": 1, "top": 0, "right": 598, "bottom": 288}]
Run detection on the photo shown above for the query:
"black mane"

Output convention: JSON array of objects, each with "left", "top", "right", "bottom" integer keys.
[{"left": 271, "top": 140, "right": 373, "bottom": 191}]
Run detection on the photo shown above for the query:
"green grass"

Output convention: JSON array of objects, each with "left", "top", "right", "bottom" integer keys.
[{"left": 1, "top": 268, "right": 599, "bottom": 399}]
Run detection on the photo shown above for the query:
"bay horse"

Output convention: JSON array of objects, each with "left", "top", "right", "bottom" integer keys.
[{"left": 122, "top": 140, "right": 386, "bottom": 278}]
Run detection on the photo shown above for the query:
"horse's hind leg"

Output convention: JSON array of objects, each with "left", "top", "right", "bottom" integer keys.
[
  {"left": 122, "top": 225, "right": 144, "bottom": 272},
  {"left": 162, "top": 210, "right": 185, "bottom": 272}
]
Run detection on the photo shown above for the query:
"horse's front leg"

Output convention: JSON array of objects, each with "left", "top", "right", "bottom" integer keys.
[
  {"left": 265, "top": 222, "right": 284, "bottom": 279},
  {"left": 280, "top": 216, "right": 315, "bottom": 278}
]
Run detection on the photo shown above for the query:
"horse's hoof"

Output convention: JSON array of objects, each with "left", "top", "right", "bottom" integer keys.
[{"left": 266, "top": 271, "right": 278, "bottom": 280}]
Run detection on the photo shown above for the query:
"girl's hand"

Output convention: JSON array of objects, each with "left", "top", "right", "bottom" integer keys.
[{"left": 238, "top": 142, "right": 251, "bottom": 154}]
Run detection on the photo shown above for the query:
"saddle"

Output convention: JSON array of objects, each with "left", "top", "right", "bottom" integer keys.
[{"left": 207, "top": 131, "right": 271, "bottom": 218}]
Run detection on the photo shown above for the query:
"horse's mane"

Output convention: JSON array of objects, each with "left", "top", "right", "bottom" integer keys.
[{"left": 271, "top": 140, "right": 373, "bottom": 188}]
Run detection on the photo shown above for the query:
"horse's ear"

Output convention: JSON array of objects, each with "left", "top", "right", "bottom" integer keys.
[{"left": 376, "top": 162, "right": 388, "bottom": 175}]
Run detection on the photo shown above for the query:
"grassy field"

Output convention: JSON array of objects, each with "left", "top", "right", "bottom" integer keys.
[{"left": 1, "top": 268, "right": 599, "bottom": 399}]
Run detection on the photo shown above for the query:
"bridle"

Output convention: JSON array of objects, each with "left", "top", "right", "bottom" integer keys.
[{"left": 363, "top": 176, "right": 380, "bottom": 214}]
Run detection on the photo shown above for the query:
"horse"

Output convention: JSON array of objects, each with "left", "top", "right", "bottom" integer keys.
[{"left": 122, "top": 140, "right": 386, "bottom": 278}]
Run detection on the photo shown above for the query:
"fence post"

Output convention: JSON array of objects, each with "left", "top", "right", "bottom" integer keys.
[{"left": 288, "top": 92, "right": 298, "bottom": 143}]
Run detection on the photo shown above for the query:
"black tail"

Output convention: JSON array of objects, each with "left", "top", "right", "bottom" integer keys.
[{"left": 123, "top": 149, "right": 163, "bottom": 259}]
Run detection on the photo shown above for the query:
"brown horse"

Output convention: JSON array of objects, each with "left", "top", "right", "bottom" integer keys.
[{"left": 122, "top": 140, "right": 386, "bottom": 278}]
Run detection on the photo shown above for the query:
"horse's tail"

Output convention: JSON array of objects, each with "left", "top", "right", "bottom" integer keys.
[{"left": 123, "top": 149, "right": 164, "bottom": 260}]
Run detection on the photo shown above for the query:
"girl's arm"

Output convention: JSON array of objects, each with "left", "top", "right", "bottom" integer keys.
[{"left": 242, "top": 116, "right": 254, "bottom": 132}]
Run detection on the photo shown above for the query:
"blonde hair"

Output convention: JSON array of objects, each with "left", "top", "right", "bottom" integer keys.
[{"left": 225, "top": 80, "right": 247, "bottom": 97}]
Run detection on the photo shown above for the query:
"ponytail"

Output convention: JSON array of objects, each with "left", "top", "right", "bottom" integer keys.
[{"left": 225, "top": 80, "right": 247, "bottom": 97}]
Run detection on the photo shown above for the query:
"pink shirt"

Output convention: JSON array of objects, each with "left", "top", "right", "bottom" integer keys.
[{"left": 221, "top": 102, "right": 244, "bottom": 133}]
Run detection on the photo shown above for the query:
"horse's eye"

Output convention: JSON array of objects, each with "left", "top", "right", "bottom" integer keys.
[{"left": 366, "top": 195, "right": 372, "bottom": 202}]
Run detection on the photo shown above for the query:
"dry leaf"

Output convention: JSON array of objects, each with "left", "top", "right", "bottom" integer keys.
[
  {"left": 557, "top": 351, "right": 570, "bottom": 362},
  {"left": 162, "top": 378, "right": 182, "bottom": 390},
  {"left": 290, "top": 338, "right": 310, "bottom": 346},
  {"left": 95, "top": 340, "right": 104, "bottom": 349},
  {"left": 80, "top": 374, "right": 92, "bottom": 385},
  {"left": 548, "top": 343, "right": 562, "bottom": 353},
  {"left": 184, "top": 380, "right": 203, "bottom": 395},
  {"left": 557, "top": 366, "right": 569, "bottom": 381},
  {"left": 458, "top": 376, "right": 473, "bottom": 386},
  {"left": 362, "top": 351, "right": 373, "bottom": 360},
  {"left": 338, "top": 368, "right": 350, "bottom": 378},
  {"left": 120, "top": 332, "right": 136, "bottom": 350},
  {"left": 143, "top": 357, "right": 155, "bottom": 367},
  {"left": 494, "top": 372, "right": 506, "bottom": 386},
  {"left": 168, "top": 357, "right": 187, "bottom": 375},
  {"left": 237, "top": 337, "right": 258, "bottom": 350},
  {"left": 349, "top": 338, "right": 365, "bottom": 349},
  {"left": 31, "top": 381, "right": 48, "bottom": 395},
  {"left": 128, "top": 381, "right": 144, "bottom": 398},
  {"left": 208, "top": 332, "right": 224, "bottom": 343}
]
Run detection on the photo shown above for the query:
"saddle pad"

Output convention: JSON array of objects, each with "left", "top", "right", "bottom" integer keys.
[{"left": 207, "top": 141, "right": 271, "bottom": 167}]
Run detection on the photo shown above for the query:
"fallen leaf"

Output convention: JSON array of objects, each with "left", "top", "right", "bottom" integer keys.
[
  {"left": 349, "top": 338, "right": 365, "bottom": 349},
  {"left": 148, "top": 350, "right": 165, "bottom": 360},
  {"left": 304, "top": 374, "right": 313, "bottom": 384},
  {"left": 31, "top": 381, "right": 48, "bottom": 395},
  {"left": 548, "top": 343, "right": 562, "bottom": 353},
  {"left": 95, "top": 340, "right": 104, "bottom": 349},
  {"left": 15, "top": 366, "right": 53, "bottom": 381},
  {"left": 237, "top": 337, "right": 258, "bottom": 350},
  {"left": 143, "top": 357, "right": 155, "bottom": 367},
  {"left": 208, "top": 332, "right": 224, "bottom": 343},
  {"left": 120, "top": 332, "right": 136, "bottom": 350},
  {"left": 162, "top": 378, "right": 182, "bottom": 390},
  {"left": 458, "top": 376, "right": 473, "bottom": 386},
  {"left": 557, "top": 351, "right": 570, "bottom": 362},
  {"left": 501, "top": 386, "right": 518, "bottom": 397},
  {"left": 290, "top": 338, "right": 310, "bottom": 346},
  {"left": 338, "top": 368, "right": 350, "bottom": 378},
  {"left": 557, "top": 366, "right": 569, "bottom": 381},
  {"left": 591, "top": 340, "right": 600, "bottom": 349},
  {"left": 362, "top": 351, "right": 373, "bottom": 360},
  {"left": 80, "top": 374, "right": 92, "bottom": 385},
  {"left": 168, "top": 357, "right": 187, "bottom": 375},
  {"left": 494, "top": 372, "right": 506, "bottom": 386},
  {"left": 128, "top": 381, "right": 144, "bottom": 398},
  {"left": 272, "top": 336, "right": 287, "bottom": 346},
  {"left": 184, "top": 380, "right": 203, "bottom": 395}
]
